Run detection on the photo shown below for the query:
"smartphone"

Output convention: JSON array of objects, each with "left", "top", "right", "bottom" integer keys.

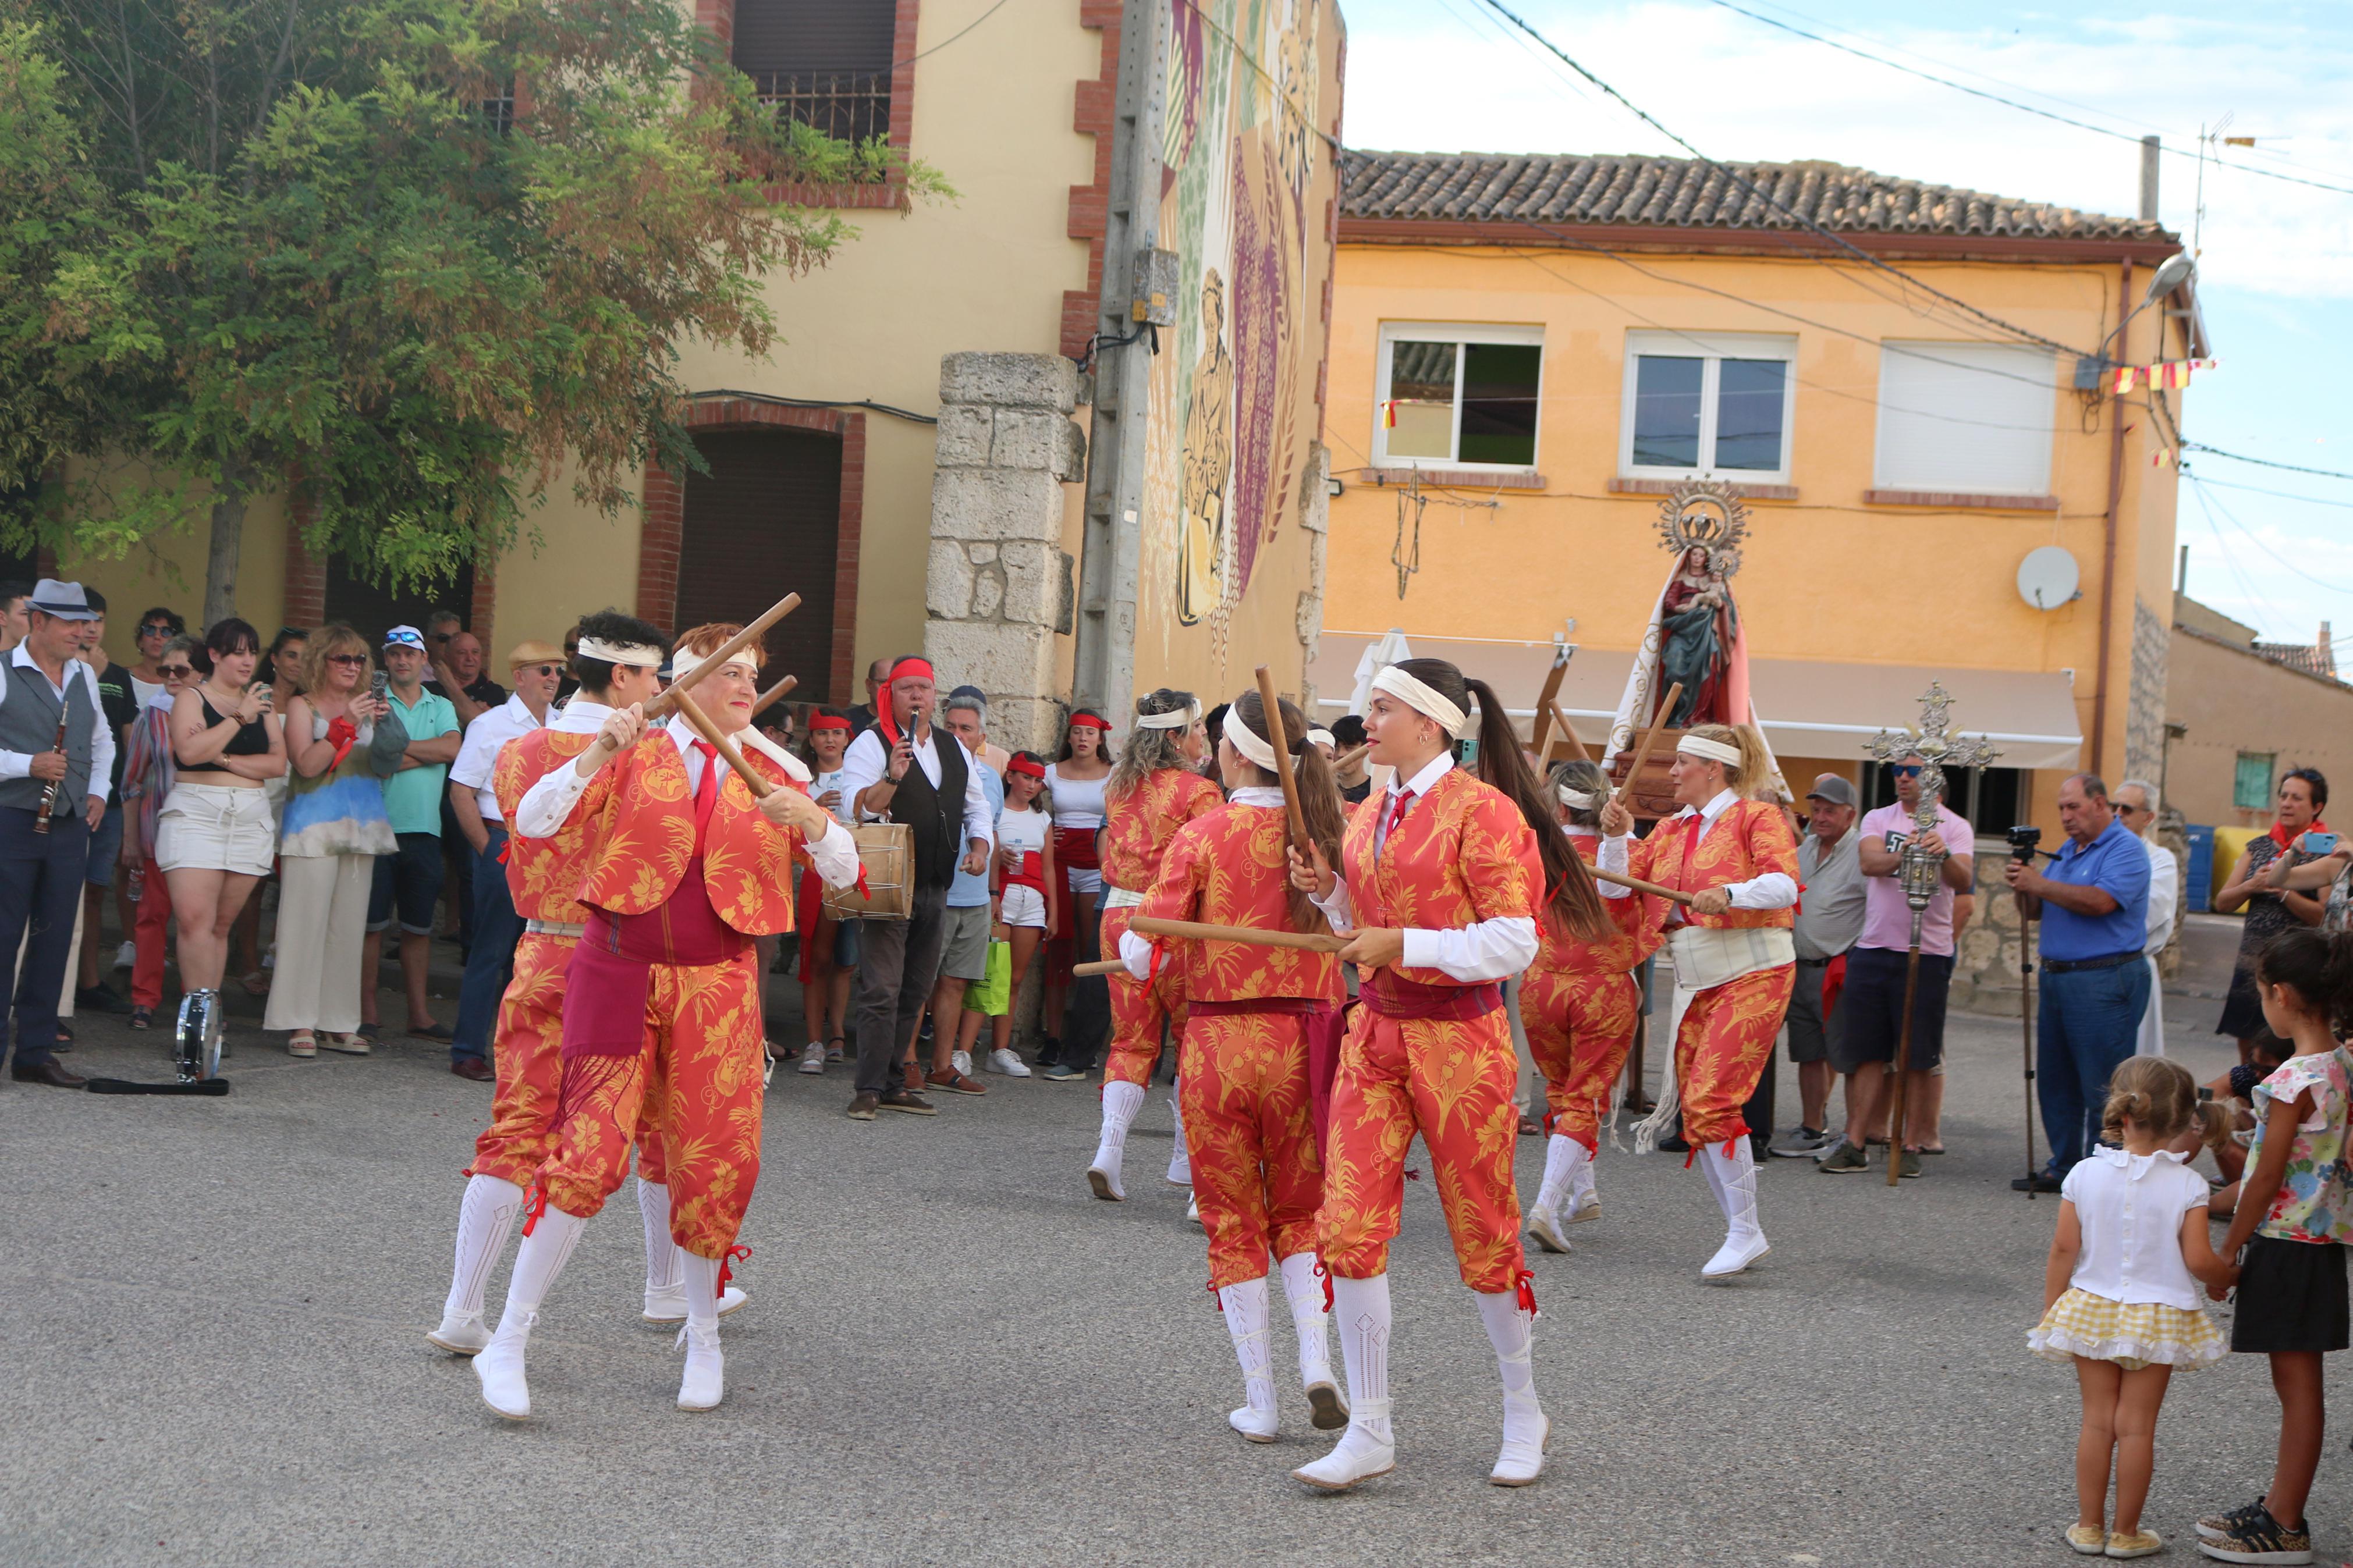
[
  {"left": 370, "top": 670, "right": 389, "bottom": 702},
  {"left": 2197, "top": 1086, "right": 2214, "bottom": 1103},
  {"left": 2304, "top": 831, "right": 2340, "bottom": 856}
]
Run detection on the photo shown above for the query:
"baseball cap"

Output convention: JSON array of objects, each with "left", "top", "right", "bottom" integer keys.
[
  {"left": 1804, "top": 776, "right": 1858, "bottom": 806},
  {"left": 383, "top": 625, "right": 425, "bottom": 651}
]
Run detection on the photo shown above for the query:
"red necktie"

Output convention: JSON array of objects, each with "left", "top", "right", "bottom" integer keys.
[
  {"left": 691, "top": 739, "right": 721, "bottom": 832},
  {"left": 1677, "top": 812, "right": 1703, "bottom": 892},
  {"left": 1383, "top": 788, "right": 1415, "bottom": 849}
]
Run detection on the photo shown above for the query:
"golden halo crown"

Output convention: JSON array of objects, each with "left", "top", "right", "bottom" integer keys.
[{"left": 1654, "top": 481, "right": 1751, "bottom": 578}]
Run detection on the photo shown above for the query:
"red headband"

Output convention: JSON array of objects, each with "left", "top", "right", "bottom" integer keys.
[
  {"left": 1008, "top": 756, "right": 1046, "bottom": 779},
  {"left": 809, "top": 716, "right": 851, "bottom": 733},
  {"left": 1068, "top": 713, "right": 1111, "bottom": 732},
  {"left": 889, "top": 657, "right": 935, "bottom": 685}
]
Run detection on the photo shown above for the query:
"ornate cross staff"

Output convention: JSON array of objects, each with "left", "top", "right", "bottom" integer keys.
[{"left": 1862, "top": 682, "right": 2002, "bottom": 1188}]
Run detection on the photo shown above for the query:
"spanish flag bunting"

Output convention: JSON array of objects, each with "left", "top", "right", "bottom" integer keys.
[
  {"left": 1380, "top": 400, "right": 1397, "bottom": 429},
  {"left": 2111, "top": 358, "right": 2217, "bottom": 394}
]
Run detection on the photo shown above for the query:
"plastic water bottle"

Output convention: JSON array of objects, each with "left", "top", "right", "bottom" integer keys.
[{"left": 127, "top": 862, "right": 144, "bottom": 903}]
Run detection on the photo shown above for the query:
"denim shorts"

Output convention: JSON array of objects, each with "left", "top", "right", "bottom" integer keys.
[
  {"left": 85, "top": 802, "right": 125, "bottom": 888},
  {"left": 369, "top": 831, "right": 446, "bottom": 934}
]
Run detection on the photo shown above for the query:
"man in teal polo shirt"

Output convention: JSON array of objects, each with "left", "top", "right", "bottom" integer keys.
[{"left": 365, "top": 626, "right": 461, "bottom": 1041}]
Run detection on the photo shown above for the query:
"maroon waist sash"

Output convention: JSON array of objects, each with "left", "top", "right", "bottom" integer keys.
[
  {"left": 1360, "top": 969, "right": 1503, "bottom": 1022},
  {"left": 1186, "top": 995, "right": 1330, "bottom": 1019},
  {"left": 562, "top": 855, "right": 746, "bottom": 1062}
]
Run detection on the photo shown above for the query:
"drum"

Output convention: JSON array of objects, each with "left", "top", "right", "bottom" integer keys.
[{"left": 824, "top": 822, "right": 915, "bottom": 921}]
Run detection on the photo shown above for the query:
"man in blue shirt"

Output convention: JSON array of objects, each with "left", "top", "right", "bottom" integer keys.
[{"left": 2005, "top": 773, "right": 2152, "bottom": 1190}]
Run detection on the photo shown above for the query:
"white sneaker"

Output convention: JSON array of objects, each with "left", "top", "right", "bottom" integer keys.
[
  {"left": 797, "top": 1040, "right": 825, "bottom": 1075},
  {"left": 1291, "top": 1420, "right": 1396, "bottom": 1492},
  {"left": 114, "top": 940, "right": 136, "bottom": 970},
  {"left": 643, "top": 1283, "right": 748, "bottom": 1325},
  {"left": 1187, "top": 1193, "right": 1201, "bottom": 1226},
  {"left": 951, "top": 1048, "right": 973, "bottom": 1078},
  {"left": 1490, "top": 1409, "right": 1550, "bottom": 1487},
  {"left": 427, "top": 1309, "right": 490, "bottom": 1355},
  {"left": 474, "top": 1310, "right": 537, "bottom": 1420},
  {"left": 987, "top": 1047, "right": 1031, "bottom": 1078},
  {"left": 676, "top": 1323, "right": 725, "bottom": 1411}
]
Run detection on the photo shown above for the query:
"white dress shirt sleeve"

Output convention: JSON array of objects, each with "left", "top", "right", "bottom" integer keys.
[
  {"left": 1596, "top": 832, "right": 1631, "bottom": 899},
  {"left": 0, "top": 659, "right": 23, "bottom": 781},
  {"left": 805, "top": 817, "right": 862, "bottom": 890},
  {"left": 83, "top": 664, "right": 116, "bottom": 802},
  {"left": 1310, "top": 873, "right": 1354, "bottom": 932},
  {"left": 2143, "top": 839, "right": 2179, "bottom": 954},
  {"left": 960, "top": 738, "right": 993, "bottom": 849},
  {"left": 514, "top": 755, "right": 594, "bottom": 838},
  {"left": 839, "top": 730, "right": 889, "bottom": 822},
  {"left": 1119, "top": 926, "right": 1157, "bottom": 980},
  {"left": 1400, "top": 915, "right": 1540, "bottom": 981},
  {"left": 1724, "top": 872, "right": 1800, "bottom": 910}
]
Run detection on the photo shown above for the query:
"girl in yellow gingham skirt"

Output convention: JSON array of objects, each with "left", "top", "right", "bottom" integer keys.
[{"left": 2029, "top": 1057, "right": 2232, "bottom": 1559}]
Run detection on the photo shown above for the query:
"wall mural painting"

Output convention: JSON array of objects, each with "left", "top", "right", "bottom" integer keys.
[{"left": 1151, "top": 0, "right": 1333, "bottom": 687}]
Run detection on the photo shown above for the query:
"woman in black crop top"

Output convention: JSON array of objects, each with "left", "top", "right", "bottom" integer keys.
[{"left": 159, "top": 618, "right": 286, "bottom": 1036}]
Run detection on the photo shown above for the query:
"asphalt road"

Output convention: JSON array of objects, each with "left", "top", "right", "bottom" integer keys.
[{"left": 5, "top": 944, "right": 2349, "bottom": 1568}]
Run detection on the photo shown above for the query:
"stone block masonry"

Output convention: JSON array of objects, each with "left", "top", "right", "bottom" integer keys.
[{"left": 926, "top": 353, "right": 1085, "bottom": 755}]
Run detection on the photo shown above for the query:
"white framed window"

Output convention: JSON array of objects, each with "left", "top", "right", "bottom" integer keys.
[
  {"left": 1619, "top": 330, "right": 1797, "bottom": 483},
  {"left": 1873, "top": 341, "right": 2059, "bottom": 496},
  {"left": 1373, "top": 322, "right": 1543, "bottom": 470}
]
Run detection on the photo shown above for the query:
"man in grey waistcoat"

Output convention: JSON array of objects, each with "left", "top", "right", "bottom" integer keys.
[{"left": 1, "top": 581, "right": 113, "bottom": 1087}]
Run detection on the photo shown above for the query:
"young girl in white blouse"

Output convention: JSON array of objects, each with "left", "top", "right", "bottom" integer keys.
[
  {"left": 2030, "top": 1055, "right": 2233, "bottom": 1559},
  {"left": 989, "top": 754, "right": 1057, "bottom": 1065}
]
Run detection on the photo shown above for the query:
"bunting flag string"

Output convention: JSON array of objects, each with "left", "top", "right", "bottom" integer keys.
[{"left": 2111, "top": 358, "right": 2218, "bottom": 393}]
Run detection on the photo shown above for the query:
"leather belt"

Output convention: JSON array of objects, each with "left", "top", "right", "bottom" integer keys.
[{"left": 2042, "top": 950, "right": 2140, "bottom": 974}]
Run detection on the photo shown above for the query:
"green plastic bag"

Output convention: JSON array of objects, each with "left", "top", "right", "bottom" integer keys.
[{"left": 966, "top": 938, "right": 1012, "bottom": 1016}]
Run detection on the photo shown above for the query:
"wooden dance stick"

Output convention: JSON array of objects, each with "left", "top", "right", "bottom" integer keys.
[
  {"left": 1131, "top": 915, "right": 1349, "bottom": 954},
  {"left": 1334, "top": 742, "right": 1371, "bottom": 774},
  {"left": 1528, "top": 645, "right": 1570, "bottom": 759},
  {"left": 751, "top": 674, "right": 797, "bottom": 718},
  {"left": 666, "top": 682, "right": 773, "bottom": 801},
  {"left": 1607, "top": 680, "right": 1682, "bottom": 812},
  {"left": 1589, "top": 865, "right": 1694, "bottom": 907},
  {"left": 1254, "top": 665, "right": 1309, "bottom": 852},
  {"left": 645, "top": 593, "right": 801, "bottom": 721}
]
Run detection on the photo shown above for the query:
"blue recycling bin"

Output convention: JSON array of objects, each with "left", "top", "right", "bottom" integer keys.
[{"left": 2185, "top": 824, "right": 2214, "bottom": 913}]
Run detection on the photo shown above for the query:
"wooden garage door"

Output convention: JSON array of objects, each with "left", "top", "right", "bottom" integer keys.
[{"left": 674, "top": 428, "right": 841, "bottom": 696}]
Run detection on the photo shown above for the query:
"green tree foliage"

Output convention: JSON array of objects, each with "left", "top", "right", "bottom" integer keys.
[{"left": 1, "top": 0, "right": 938, "bottom": 620}]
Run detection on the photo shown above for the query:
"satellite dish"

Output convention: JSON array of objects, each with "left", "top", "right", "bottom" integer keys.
[{"left": 2017, "top": 546, "right": 2082, "bottom": 611}]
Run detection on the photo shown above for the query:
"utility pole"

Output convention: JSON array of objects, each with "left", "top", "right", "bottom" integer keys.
[
  {"left": 2139, "top": 135, "right": 2161, "bottom": 222},
  {"left": 1072, "top": 0, "right": 1172, "bottom": 723}
]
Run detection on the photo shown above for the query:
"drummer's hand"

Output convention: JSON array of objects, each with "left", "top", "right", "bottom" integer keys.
[
  {"left": 757, "top": 787, "right": 831, "bottom": 839},
  {"left": 1336, "top": 926, "right": 1403, "bottom": 969},
  {"left": 1688, "top": 886, "right": 1733, "bottom": 916},
  {"left": 960, "top": 839, "right": 989, "bottom": 877},
  {"left": 1287, "top": 841, "right": 1336, "bottom": 899},
  {"left": 1598, "top": 798, "right": 1633, "bottom": 837}
]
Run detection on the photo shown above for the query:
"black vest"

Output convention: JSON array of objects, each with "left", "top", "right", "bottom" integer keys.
[{"left": 892, "top": 728, "right": 968, "bottom": 891}]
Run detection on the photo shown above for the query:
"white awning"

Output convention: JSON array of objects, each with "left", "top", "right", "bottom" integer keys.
[{"left": 1308, "top": 632, "right": 2084, "bottom": 771}]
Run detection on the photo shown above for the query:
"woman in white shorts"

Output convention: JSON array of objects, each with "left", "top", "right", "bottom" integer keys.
[
  {"left": 988, "top": 753, "right": 1059, "bottom": 1064},
  {"left": 158, "top": 618, "right": 285, "bottom": 1045}
]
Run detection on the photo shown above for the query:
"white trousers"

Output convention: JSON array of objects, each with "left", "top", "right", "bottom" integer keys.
[{"left": 263, "top": 852, "right": 372, "bottom": 1033}]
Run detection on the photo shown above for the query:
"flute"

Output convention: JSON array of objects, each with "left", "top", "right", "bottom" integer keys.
[{"left": 30, "top": 713, "right": 67, "bottom": 834}]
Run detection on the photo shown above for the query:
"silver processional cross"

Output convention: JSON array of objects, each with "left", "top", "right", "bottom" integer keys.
[{"left": 1863, "top": 682, "right": 2004, "bottom": 912}]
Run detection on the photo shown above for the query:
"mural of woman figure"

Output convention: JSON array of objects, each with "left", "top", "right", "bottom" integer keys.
[
  {"left": 1658, "top": 545, "right": 1737, "bottom": 730},
  {"left": 1177, "top": 269, "right": 1234, "bottom": 628}
]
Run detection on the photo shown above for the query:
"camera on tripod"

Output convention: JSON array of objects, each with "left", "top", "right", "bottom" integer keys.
[{"left": 2007, "top": 824, "right": 2042, "bottom": 862}]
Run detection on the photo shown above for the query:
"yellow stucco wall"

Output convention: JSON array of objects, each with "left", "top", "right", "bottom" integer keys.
[
  {"left": 49, "top": 460, "right": 290, "bottom": 664},
  {"left": 1324, "top": 241, "right": 2187, "bottom": 833}
]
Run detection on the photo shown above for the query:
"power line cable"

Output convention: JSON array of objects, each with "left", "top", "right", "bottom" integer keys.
[
  {"left": 1704, "top": 0, "right": 2353, "bottom": 200},
  {"left": 1468, "top": 0, "right": 2107, "bottom": 355},
  {"left": 2181, "top": 442, "right": 2353, "bottom": 482},
  {"left": 900, "top": 0, "right": 1012, "bottom": 66},
  {"left": 2181, "top": 474, "right": 2353, "bottom": 513},
  {"left": 2188, "top": 474, "right": 2353, "bottom": 596},
  {"left": 2187, "top": 483, "right": 2283, "bottom": 634}
]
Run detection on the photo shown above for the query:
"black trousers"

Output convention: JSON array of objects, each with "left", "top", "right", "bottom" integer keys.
[
  {"left": 853, "top": 884, "right": 950, "bottom": 1096},
  {"left": 0, "top": 806, "right": 88, "bottom": 1069}
]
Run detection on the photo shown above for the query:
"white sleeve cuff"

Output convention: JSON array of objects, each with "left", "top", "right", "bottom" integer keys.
[
  {"left": 807, "top": 818, "right": 863, "bottom": 890},
  {"left": 514, "top": 759, "right": 592, "bottom": 838},
  {"left": 1119, "top": 927, "right": 1156, "bottom": 980},
  {"left": 0, "top": 751, "right": 33, "bottom": 781},
  {"left": 1726, "top": 872, "right": 1799, "bottom": 911},
  {"left": 1400, "top": 915, "right": 1539, "bottom": 982},
  {"left": 1598, "top": 833, "right": 1632, "bottom": 899},
  {"left": 1311, "top": 873, "right": 1354, "bottom": 931}
]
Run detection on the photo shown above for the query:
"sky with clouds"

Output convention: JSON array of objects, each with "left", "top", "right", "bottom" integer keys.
[{"left": 1337, "top": 0, "right": 2353, "bottom": 641}]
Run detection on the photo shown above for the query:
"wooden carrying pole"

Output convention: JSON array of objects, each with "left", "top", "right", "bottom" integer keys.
[
  {"left": 1549, "top": 704, "right": 1593, "bottom": 765},
  {"left": 1528, "top": 648, "right": 1571, "bottom": 760},
  {"left": 644, "top": 593, "right": 801, "bottom": 721},
  {"left": 1608, "top": 681, "right": 1683, "bottom": 811},
  {"left": 751, "top": 674, "right": 797, "bottom": 718},
  {"left": 666, "top": 682, "right": 773, "bottom": 801},
  {"left": 1253, "top": 666, "right": 1309, "bottom": 850}
]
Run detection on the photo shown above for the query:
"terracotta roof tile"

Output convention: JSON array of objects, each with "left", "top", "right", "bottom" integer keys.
[{"left": 1340, "top": 151, "right": 2173, "bottom": 243}]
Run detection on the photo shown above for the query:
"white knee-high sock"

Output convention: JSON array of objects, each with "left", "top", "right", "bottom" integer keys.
[
  {"left": 679, "top": 1249, "right": 724, "bottom": 1333},
  {"left": 1533, "top": 1134, "right": 1578, "bottom": 1218},
  {"left": 1330, "top": 1274, "right": 1393, "bottom": 1441},
  {"left": 1277, "top": 1251, "right": 1335, "bottom": 1390},
  {"left": 494, "top": 1205, "right": 586, "bottom": 1333},
  {"left": 1475, "top": 1288, "right": 1543, "bottom": 1430},
  {"left": 638, "top": 1178, "right": 682, "bottom": 1293},
  {"left": 1096, "top": 1080, "right": 1145, "bottom": 1152},
  {"left": 445, "top": 1174, "right": 523, "bottom": 1320},
  {"left": 1219, "top": 1275, "right": 1277, "bottom": 1415},
  {"left": 1167, "top": 1085, "right": 1193, "bottom": 1185}
]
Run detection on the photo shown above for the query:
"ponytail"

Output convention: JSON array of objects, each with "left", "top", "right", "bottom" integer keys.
[
  {"left": 1681, "top": 721, "right": 1773, "bottom": 799},
  {"left": 1230, "top": 689, "right": 1346, "bottom": 934},
  {"left": 1461, "top": 676, "right": 1606, "bottom": 941}
]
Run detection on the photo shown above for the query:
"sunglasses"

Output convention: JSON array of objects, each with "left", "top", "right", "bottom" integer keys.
[
  {"left": 519, "top": 664, "right": 561, "bottom": 679},
  {"left": 158, "top": 664, "right": 194, "bottom": 679},
  {"left": 137, "top": 622, "right": 176, "bottom": 637},
  {"left": 1890, "top": 765, "right": 1923, "bottom": 778},
  {"left": 325, "top": 653, "right": 370, "bottom": 667}
]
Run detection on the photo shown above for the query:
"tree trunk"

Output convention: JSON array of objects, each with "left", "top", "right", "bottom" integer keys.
[{"left": 203, "top": 461, "right": 251, "bottom": 628}]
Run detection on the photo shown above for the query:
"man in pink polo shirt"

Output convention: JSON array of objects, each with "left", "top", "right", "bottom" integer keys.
[{"left": 1817, "top": 751, "right": 1975, "bottom": 1179}]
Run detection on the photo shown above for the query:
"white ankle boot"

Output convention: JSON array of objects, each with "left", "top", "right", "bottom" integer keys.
[
  {"left": 1699, "top": 1137, "right": 1770, "bottom": 1281},
  {"left": 474, "top": 1205, "right": 585, "bottom": 1420},
  {"left": 1475, "top": 1287, "right": 1548, "bottom": 1485},
  {"left": 1567, "top": 1145, "right": 1600, "bottom": 1223},
  {"left": 1525, "top": 1135, "right": 1581, "bottom": 1255},
  {"left": 1089, "top": 1080, "right": 1145, "bottom": 1201},
  {"left": 638, "top": 1179, "right": 749, "bottom": 1323},
  {"left": 675, "top": 1251, "right": 726, "bottom": 1411},
  {"left": 431, "top": 1173, "right": 523, "bottom": 1353},
  {"left": 1279, "top": 1251, "right": 1348, "bottom": 1431},
  {"left": 1166, "top": 1086, "right": 1193, "bottom": 1186},
  {"left": 1219, "top": 1276, "right": 1279, "bottom": 1441},
  {"left": 1291, "top": 1274, "right": 1396, "bottom": 1491}
]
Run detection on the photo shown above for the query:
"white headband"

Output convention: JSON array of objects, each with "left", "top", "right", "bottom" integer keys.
[
  {"left": 576, "top": 637, "right": 663, "bottom": 669},
  {"left": 1225, "top": 709, "right": 1279, "bottom": 771},
  {"left": 1135, "top": 698, "right": 1202, "bottom": 731},
  {"left": 1557, "top": 785, "right": 1599, "bottom": 809},
  {"left": 1677, "top": 734, "right": 1742, "bottom": 766},
  {"left": 669, "top": 647, "right": 760, "bottom": 686},
  {"left": 1370, "top": 666, "right": 1470, "bottom": 738},
  {"left": 1307, "top": 729, "right": 1335, "bottom": 749}
]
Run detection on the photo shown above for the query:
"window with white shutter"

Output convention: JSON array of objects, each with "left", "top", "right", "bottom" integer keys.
[{"left": 1873, "top": 342, "right": 2059, "bottom": 497}]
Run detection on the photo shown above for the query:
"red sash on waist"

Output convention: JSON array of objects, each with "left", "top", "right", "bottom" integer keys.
[
  {"left": 1003, "top": 849, "right": 1048, "bottom": 894},
  {"left": 1360, "top": 969, "right": 1503, "bottom": 1021},
  {"left": 1187, "top": 996, "right": 1329, "bottom": 1019},
  {"left": 1053, "top": 825, "right": 1101, "bottom": 870}
]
